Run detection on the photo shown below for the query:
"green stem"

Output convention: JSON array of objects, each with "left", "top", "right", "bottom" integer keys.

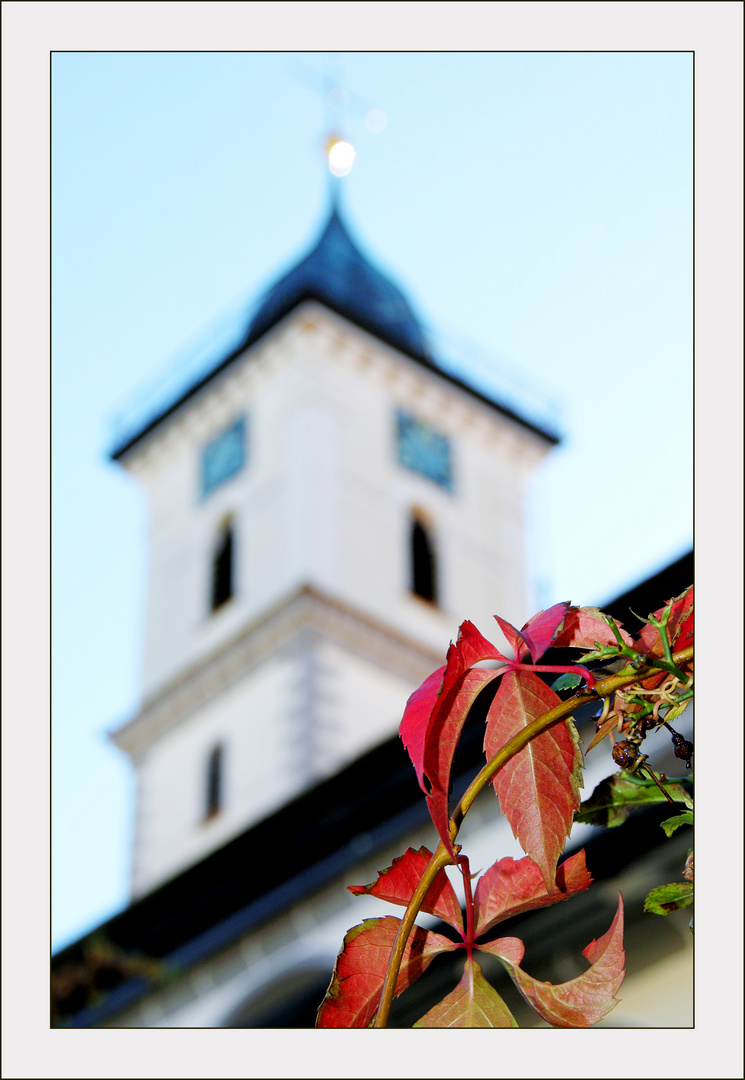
[
  {"left": 637, "top": 764, "right": 677, "bottom": 805},
  {"left": 646, "top": 611, "right": 690, "bottom": 682},
  {"left": 372, "top": 645, "right": 693, "bottom": 1027},
  {"left": 645, "top": 656, "right": 690, "bottom": 682},
  {"left": 624, "top": 773, "right": 693, "bottom": 787},
  {"left": 372, "top": 843, "right": 452, "bottom": 1027},
  {"left": 459, "top": 855, "right": 476, "bottom": 955}
]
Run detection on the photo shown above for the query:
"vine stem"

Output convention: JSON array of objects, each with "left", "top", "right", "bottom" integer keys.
[
  {"left": 372, "top": 644, "right": 693, "bottom": 1027},
  {"left": 459, "top": 855, "right": 475, "bottom": 956},
  {"left": 647, "top": 609, "right": 691, "bottom": 682}
]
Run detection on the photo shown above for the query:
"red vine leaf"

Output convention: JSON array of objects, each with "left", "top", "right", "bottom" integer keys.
[
  {"left": 634, "top": 587, "right": 693, "bottom": 658},
  {"left": 400, "top": 621, "right": 506, "bottom": 853},
  {"left": 585, "top": 709, "right": 622, "bottom": 752},
  {"left": 552, "top": 606, "right": 634, "bottom": 650},
  {"left": 519, "top": 602, "right": 570, "bottom": 662},
  {"left": 473, "top": 850, "right": 593, "bottom": 938},
  {"left": 424, "top": 667, "right": 502, "bottom": 855},
  {"left": 492, "top": 603, "right": 568, "bottom": 664},
  {"left": 449, "top": 619, "right": 507, "bottom": 670},
  {"left": 400, "top": 666, "right": 447, "bottom": 793},
  {"left": 492, "top": 614, "right": 526, "bottom": 660},
  {"left": 485, "top": 894, "right": 625, "bottom": 1027},
  {"left": 413, "top": 959, "right": 518, "bottom": 1028},
  {"left": 670, "top": 589, "right": 693, "bottom": 652},
  {"left": 400, "top": 621, "right": 504, "bottom": 795},
  {"left": 479, "top": 936, "right": 525, "bottom": 965},
  {"left": 347, "top": 847, "right": 464, "bottom": 934},
  {"left": 315, "top": 916, "right": 458, "bottom": 1028},
  {"left": 484, "top": 671, "right": 583, "bottom": 889}
]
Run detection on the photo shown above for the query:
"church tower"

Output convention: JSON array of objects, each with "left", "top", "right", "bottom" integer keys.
[{"left": 110, "top": 196, "right": 557, "bottom": 899}]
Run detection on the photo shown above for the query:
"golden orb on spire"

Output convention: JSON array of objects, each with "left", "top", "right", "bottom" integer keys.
[{"left": 326, "top": 134, "right": 355, "bottom": 177}]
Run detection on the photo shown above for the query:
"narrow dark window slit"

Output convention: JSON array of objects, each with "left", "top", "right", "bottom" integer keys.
[
  {"left": 205, "top": 744, "right": 223, "bottom": 819},
  {"left": 211, "top": 521, "right": 234, "bottom": 611},
  {"left": 411, "top": 518, "right": 437, "bottom": 604}
]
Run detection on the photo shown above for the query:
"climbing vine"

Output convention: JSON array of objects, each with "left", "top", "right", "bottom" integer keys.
[{"left": 317, "top": 588, "right": 693, "bottom": 1027}]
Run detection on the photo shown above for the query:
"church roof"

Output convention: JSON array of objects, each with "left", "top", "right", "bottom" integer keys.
[
  {"left": 243, "top": 202, "right": 431, "bottom": 363},
  {"left": 110, "top": 201, "right": 558, "bottom": 460}
]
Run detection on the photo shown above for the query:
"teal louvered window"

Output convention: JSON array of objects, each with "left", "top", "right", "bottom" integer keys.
[
  {"left": 201, "top": 416, "right": 246, "bottom": 499},
  {"left": 396, "top": 409, "right": 453, "bottom": 491}
]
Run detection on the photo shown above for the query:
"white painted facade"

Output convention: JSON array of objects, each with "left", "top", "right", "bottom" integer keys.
[{"left": 112, "top": 300, "right": 552, "bottom": 898}]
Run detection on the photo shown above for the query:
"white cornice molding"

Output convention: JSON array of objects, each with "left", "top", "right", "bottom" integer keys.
[{"left": 110, "top": 583, "right": 443, "bottom": 758}]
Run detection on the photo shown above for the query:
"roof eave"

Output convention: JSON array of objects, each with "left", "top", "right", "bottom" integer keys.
[{"left": 111, "top": 296, "right": 558, "bottom": 461}]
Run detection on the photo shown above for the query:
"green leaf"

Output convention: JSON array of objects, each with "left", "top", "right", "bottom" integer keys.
[
  {"left": 643, "top": 882, "right": 693, "bottom": 916},
  {"left": 574, "top": 644, "right": 627, "bottom": 664},
  {"left": 552, "top": 671, "right": 583, "bottom": 691},
  {"left": 660, "top": 811, "right": 693, "bottom": 837},
  {"left": 575, "top": 774, "right": 692, "bottom": 828},
  {"left": 413, "top": 960, "right": 519, "bottom": 1028},
  {"left": 662, "top": 696, "right": 692, "bottom": 724}
]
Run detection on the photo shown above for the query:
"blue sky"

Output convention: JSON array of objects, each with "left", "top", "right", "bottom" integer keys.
[{"left": 48, "top": 48, "right": 697, "bottom": 952}]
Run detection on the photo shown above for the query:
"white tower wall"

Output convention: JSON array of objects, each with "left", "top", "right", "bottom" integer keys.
[{"left": 113, "top": 300, "right": 553, "bottom": 896}]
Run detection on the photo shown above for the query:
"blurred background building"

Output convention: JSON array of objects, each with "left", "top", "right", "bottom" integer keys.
[{"left": 52, "top": 182, "right": 693, "bottom": 1028}]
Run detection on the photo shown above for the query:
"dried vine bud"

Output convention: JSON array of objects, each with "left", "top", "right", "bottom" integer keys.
[
  {"left": 640, "top": 715, "right": 658, "bottom": 734},
  {"left": 673, "top": 738, "right": 694, "bottom": 768},
  {"left": 683, "top": 851, "right": 693, "bottom": 883},
  {"left": 612, "top": 740, "right": 639, "bottom": 769}
]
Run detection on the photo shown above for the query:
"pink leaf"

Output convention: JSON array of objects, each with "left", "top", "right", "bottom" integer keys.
[
  {"left": 450, "top": 619, "right": 508, "bottom": 670},
  {"left": 316, "top": 916, "right": 458, "bottom": 1028},
  {"left": 656, "top": 587, "right": 693, "bottom": 651},
  {"left": 673, "top": 606, "right": 693, "bottom": 654},
  {"left": 438, "top": 621, "right": 509, "bottom": 719},
  {"left": 347, "top": 847, "right": 464, "bottom": 934},
  {"left": 400, "top": 666, "right": 447, "bottom": 793},
  {"left": 399, "top": 622, "right": 505, "bottom": 795},
  {"left": 585, "top": 709, "right": 622, "bottom": 753},
  {"left": 519, "top": 602, "right": 569, "bottom": 662},
  {"left": 484, "top": 671, "right": 583, "bottom": 889},
  {"left": 478, "top": 936, "right": 525, "bottom": 965},
  {"left": 424, "top": 667, "right": 502, "bottom": 855},
  {"left": 493, "top": 614, "right": 526, "bottom": 660},
  {"left": 473, "top": 850, "right": 593, "bottom": 938},
  {"left": 552, "top": 606, "right": 634, "bottom": 650},
  {"left": 486, "top": 895, "right": 625, "bottom": 1027},
  {"left": 493, "top": 604, "right": 567, "bottom": 663},
  {"left": 413, "top": 959, "right": 518, "bottom": 1028},
  {"left": 634, "top": 587, "right": 693, "bottom": 658},
  {"left": 400, "top": 621, "right": 506, "bottom": 851}
]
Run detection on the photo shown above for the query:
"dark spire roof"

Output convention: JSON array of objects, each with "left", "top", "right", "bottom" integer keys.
[
  {"left": 110, "top": 199, "right": 559, "bottom": 460},
  {"left": 242, "top": 202, "right": 431, "bottom": 362}
]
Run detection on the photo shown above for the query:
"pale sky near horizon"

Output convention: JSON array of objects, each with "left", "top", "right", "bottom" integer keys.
[{"left": 46, "top": 47, "right": 701, "bottom": 952}]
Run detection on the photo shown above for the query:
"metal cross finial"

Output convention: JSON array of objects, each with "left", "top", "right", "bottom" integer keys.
[{"left": 293, "top": 54, "right": 387, "bottom": 195}]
